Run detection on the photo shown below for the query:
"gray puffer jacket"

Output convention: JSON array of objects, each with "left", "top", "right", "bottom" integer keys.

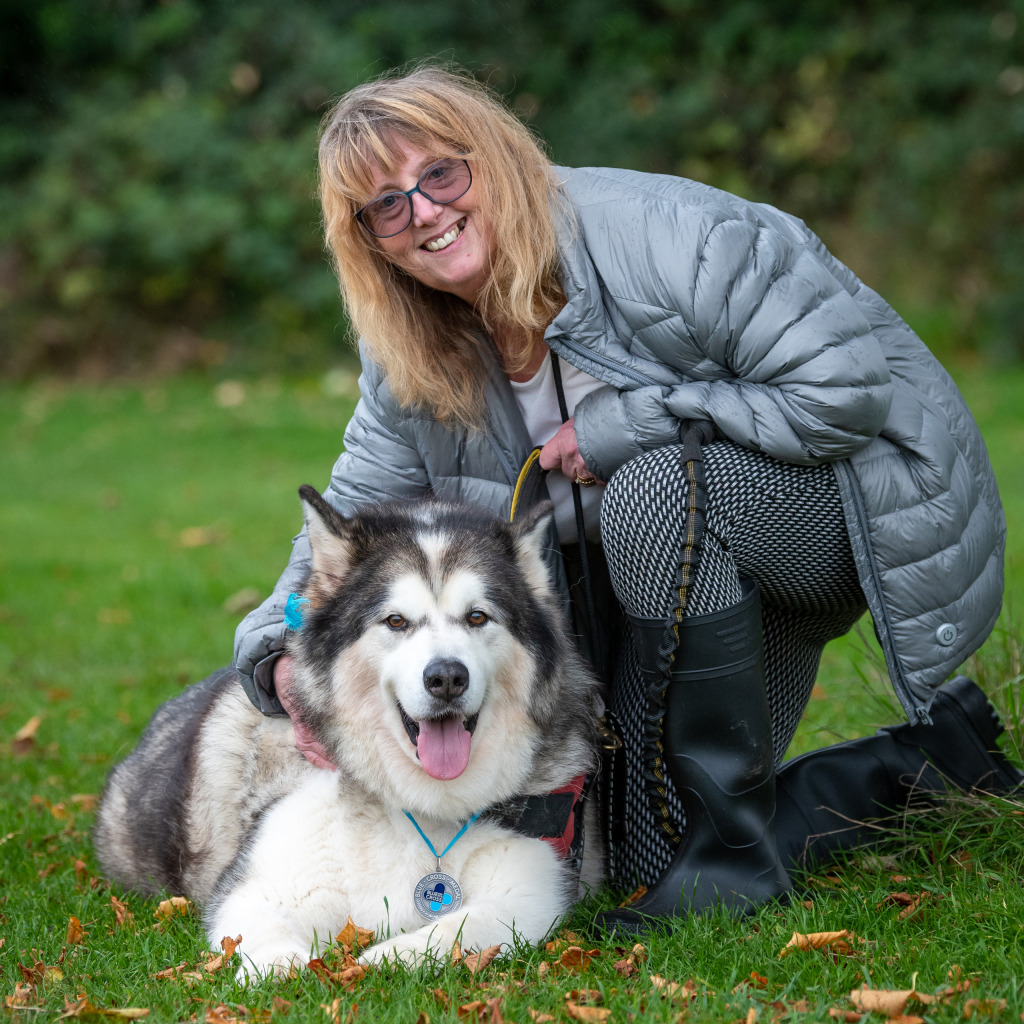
[{"left": 235, "top": 166, "right": 1004, "bottom": 725}]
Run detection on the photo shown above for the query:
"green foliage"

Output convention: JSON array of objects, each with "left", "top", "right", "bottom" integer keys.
[{"left": 2, "top": 0, "right": 1024, "bottom": 372}]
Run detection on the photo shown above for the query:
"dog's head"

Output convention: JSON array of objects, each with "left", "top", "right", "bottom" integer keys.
[{"left": 286, "top": 486, "right": 599, "bottom": 817}]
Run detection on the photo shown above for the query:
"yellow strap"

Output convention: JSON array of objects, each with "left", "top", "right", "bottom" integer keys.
[{"left": 510, "top": 447, "right": 543, "bottom": 523}]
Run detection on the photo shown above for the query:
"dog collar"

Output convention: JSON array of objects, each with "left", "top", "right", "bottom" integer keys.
[
  {"left": 403, "top": 810, "right": 480, "bottom": 920},
  {"left": 482, "top": 774, "right": 587, "bottom": 861}
]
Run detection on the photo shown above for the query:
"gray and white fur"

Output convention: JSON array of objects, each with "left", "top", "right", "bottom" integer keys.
[{"left": 94, "top": 489, "right": 601, "bottom": 978}]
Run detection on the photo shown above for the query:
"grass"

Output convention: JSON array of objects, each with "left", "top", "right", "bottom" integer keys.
[{"left": 1, "top": 363, "right": 1022, "bottom": 1021}]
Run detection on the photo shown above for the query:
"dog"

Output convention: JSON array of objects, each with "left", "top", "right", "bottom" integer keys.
[{"left": 93, "top": 487, "right": 602, "bottom": 978}]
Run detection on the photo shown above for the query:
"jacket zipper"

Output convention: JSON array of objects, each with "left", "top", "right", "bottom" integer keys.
[
  {"left": 549, "top": 336, "right": 661, "bottom": 389},
  {"left": 833, "top": 461, "right": 931, "bottom": 725}
]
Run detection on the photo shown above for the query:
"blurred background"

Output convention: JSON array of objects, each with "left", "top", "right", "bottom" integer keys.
[{"left": 2, "top": 0, "right": 1023, "bottom": 379}]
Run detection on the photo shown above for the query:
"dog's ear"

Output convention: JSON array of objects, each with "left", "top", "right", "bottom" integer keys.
[
  {"left": 511, "top": 500, "right": 556, "bottom": 596},
  {"left": 298, "top": 485, "right": 354, "bottom": 602}
]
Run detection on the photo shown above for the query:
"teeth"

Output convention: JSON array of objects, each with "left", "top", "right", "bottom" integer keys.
[{"left": 424, "top": 220, "right": 464, "bottom": 252}]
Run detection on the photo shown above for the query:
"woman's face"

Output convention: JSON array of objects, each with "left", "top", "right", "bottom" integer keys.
[{"left": 363, "top": 137, "right": 491, "bottom": 306}]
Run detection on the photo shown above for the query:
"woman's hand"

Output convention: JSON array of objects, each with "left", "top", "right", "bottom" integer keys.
[
  {"left": 539, "top": 419, "right": 602, "bottom": 486},
  {"left": 274, "top": 654, "right": 338, "bottom": 771}
]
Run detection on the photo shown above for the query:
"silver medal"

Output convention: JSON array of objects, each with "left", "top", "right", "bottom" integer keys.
[{"left": 413, "top": 870, "right": 463, "bottom": 919}]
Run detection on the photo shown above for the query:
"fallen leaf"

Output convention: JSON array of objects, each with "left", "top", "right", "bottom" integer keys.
[
  {"left": 733, "top": 971, "right": 771, "bottom": 993},
  {"left": 744, "top": 1008, "right": 758, "bottom": 1024},
  {"left": 612, "top": 943, "right": 646, "bottom": 978},
  {"left": 463, "top": 945, "right": 502, "bottom": 974},
  {"left": 450, "top": 941, "right": 464, "bottom": 967},
  {"left": 180, "top": 526, "right": 226, "bottom": 548},
  {"left": 154, "top": 896, "right": 192, "bottom": 920},
  {"left": 203, "top": 935, "right": 242, "bottom": 974},
  {"left": 828, "top": 1010, "right": 862, "bottom": 1023},
  {"left": 564, "top": 990, "right": 603, "bottom": 1005},
  {"left": 565, "top": 1004, "right": 612, "bottom": 1022},
  {"left": 963, "top": 998, "right": 1007, "bottom": 1018},
  {"left": 457, "top": 1000, "right": 487, "bottom": 1019},
  {"left": 13, "top": 715, "right": 42, "bottom": 755},
  {"left": 618, "top": 884, "right": 647, "bottom": 907},
  {"left": 780, "top": 930, "right": 859, "bottom": 959},
  {"left": 526, "top": 1012, "right": 554, "bottom": 1023},
  {"left": 886, "top": 1017, "right": 924, "bottom": 1024},
  {"left": 335, "top": 917, "right": 375, "bottom": 952},
  {"left": 58, "top": 994, "right": 150, "bottom": 1019},
  {"left": 556, "top": 947, "right": 599, "bottom": 973},
  {"left": 223, "top": 588, "right": 262, "bottom": 616},
  {"left": 849, "top": 987, "right": 916, "bottom": 1017},
  {"left": 17, "top": 961, "right": 46, "bottom": 985},
  {"left": 150, "top": 963, "right": 189, "bottom": 980},
  {"left": 73, "top": 859, "right": 89, "bottom": 881},
  {"left": 71, "top": 793, "right": 98, "bottom": 812},
  {"left": 649, "top": 975, "right": 699, "bottom": 1004},
  {"left": 5, "top": 983, "right": 38, "bottom": 1009},
  {"left": 110, "top": 895, "right": 134, "bottom": 929},
  {"left": 67, "top": 915, "right": 86, "bottom": 945}
]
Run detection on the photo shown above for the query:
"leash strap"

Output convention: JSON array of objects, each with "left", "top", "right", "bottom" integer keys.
[{"left": 549, "top": 350, "right": 605, "bottom": 673}]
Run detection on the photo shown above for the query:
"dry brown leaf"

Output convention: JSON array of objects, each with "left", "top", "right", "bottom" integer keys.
[
  {"left": 963, "top": 999, "right": 1007, "bottom": 1018},
  {"left": 849, "top": 987, "right": 916, "bottom": 1017},
  {"left": 556, "top": 946, "right": 599, "bottom": 973},
  {"left": 886, "top": 1017, "right": 925, "bottom": 1024},
  {"left": 780, "top": 930, "right": 859, "bottom": 959},
  {"left": 463, "top": 945, "right": 502, "bottom": 974},
  {"left": 150, "top": 962, "right": 189, "bottom": 980},
  {"left": 73, "top": 859, "right": 89, "bottom": 882},
  {"left": 429, "top": 988, "right": 450, "bottom": 1009},
  {"left": 565, "top": 1004, "right": 612, "bottom": 1023},
  {"left": 457, "top": 1000, "right": 487, "bottom": 1019},
  {"left": 450, "top": 941, "right": 464, "bottom": 967},
  {"left": 71, "top": 793, "right": 98, "bottom": 812},
  {"left": 180, "top": 526, "right": 226, "bottom": 548},
  {"left": 154, "top": 896, "right": 192, "bottom": 920},
  {"left": 564, "top": 990, "right": 603, "bottom": 1005},
  {"left": 745, "top": 1008, "right": 758, "bottom": 1024},
  {"left": 526, "top": 1012, "right": 554, "bottom": 1023},
  {"left": 13, "top": 714, "right": 42, "bottom": 754},
  {"left": 733, "top": 971, "right": 771, "bottom": 993},
  {"left": 335, "top": 917, "right": 375, "bottom": 952},
  {"left": 67, "top": 915, "right": 86, "bottom": 945},
  {"left": 649, "top": 975, "right": 699, "bottom": 1004},
  {"left": 18, "top": 960, "right": 46, "bottom": 985},
  {"left": 413, "top": 1013, "right": 428, "bottom": 1024},
  {"left": 5, "top": 983, "right": 38, "bottom": 1009},
  {"left": 321, "top": 998, "right": 343, "bottom": 1023},
  {"left": 612, "top": 943, "right": 647, "bottom": 978},
  {"left": 58, "top": 994, "right": 150, "bottom": 1019},
  {"left": 828, "top": 1009, "right": 862, "bottom": 1023},
  {"left": 617, "top": 884, "right": 648, "bottom": 907},
  {"left": 110, "top": 895, "right": 134, "bottom": 929}
]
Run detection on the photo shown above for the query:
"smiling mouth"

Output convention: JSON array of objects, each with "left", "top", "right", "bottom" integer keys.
[
  {"left": 422, "top": 218, "right": 466, "bottom": 252},
  {"left": 398, "top": 703, "right": 480, "bottom": 780}
]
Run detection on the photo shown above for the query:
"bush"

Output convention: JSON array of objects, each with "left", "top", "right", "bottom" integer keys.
[{"left": 2, "top": 0, "right": 1023, "bottom": 374}]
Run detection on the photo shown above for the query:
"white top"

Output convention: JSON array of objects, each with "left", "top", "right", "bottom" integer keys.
[{"left": 509, "top": 354, "right": 606, "bottom": 544}]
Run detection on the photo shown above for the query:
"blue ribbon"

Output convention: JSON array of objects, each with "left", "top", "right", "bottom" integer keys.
[{"left": 284, "top": 592, "right": 310, "bottom": 631}]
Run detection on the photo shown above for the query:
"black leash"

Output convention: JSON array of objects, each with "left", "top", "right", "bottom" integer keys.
[{"left": 549, "top": 350, "right": 605, "bottom": 675}]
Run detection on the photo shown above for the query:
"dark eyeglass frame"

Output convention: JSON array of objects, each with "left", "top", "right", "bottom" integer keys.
[{"left": 354, "top": 158, "right": 473, "bottom": 239}]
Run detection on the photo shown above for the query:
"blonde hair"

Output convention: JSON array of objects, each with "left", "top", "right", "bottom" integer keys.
[{"left": 318, "top": 66, "right": 565, "bottom": 427}]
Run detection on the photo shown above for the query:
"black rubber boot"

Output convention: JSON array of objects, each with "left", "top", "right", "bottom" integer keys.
[
  {"left": 773, "top": 675, "right": 1023, "bottom": 869},
  {"left": 600, "top": 580, "right": 792, "bottom": 933}
]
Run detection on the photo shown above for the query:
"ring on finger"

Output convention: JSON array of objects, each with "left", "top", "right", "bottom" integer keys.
[{"left": 573, "top": 473, "right": 597, "bottom": 488}]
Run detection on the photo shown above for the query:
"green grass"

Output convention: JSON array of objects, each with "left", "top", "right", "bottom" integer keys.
[{"left": 1, "top": 365, "right": 1022, "bottom": 1021}]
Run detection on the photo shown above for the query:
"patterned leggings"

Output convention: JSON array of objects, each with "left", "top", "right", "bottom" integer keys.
[{"left": 592, "top": 441, "right": 867, "bottom": 888}]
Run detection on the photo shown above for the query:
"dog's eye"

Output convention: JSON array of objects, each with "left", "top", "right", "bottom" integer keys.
[
  {"left": 385, "top": 614, "right": 407, "bottom": 630},
  {"left": 466, "top": 610, "right": 488, "bottom": 627}
]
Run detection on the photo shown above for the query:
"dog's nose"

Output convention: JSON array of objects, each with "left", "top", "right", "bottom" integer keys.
[{"left": 422, "top": 658, "right": 469, "bottom": 701}]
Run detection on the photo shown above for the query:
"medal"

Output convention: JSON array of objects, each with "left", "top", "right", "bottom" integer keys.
[
  {"left": 403, "top": 810, "right": 480, "bottom": 919},
  {"left": 413, "top": 870, "right": 463, "bottom": 919}
]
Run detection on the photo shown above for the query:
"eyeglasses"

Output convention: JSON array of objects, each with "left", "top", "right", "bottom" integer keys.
[{"left": 355, "top": 158, "right": 473, "bottom": 238}]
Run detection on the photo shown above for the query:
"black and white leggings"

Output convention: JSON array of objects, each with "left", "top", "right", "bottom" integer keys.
[{"left": 582, "top": 440, "right": 867, "bottom": 888}]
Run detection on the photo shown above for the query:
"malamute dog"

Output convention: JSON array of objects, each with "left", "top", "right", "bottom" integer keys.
[{"left": 94, "top": 487, "right": 601, "bottom": 977}]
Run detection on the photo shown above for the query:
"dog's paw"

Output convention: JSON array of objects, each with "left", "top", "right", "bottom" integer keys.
[
  {"left": 359, "top": 933, "right": 440, "bottom": 969},
  {"left": 235, "top": 948, "right": 308, "bottom": 985}
]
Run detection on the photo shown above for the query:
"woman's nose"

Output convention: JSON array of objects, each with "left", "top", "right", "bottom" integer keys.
[{"left": 410, "top": 190, "right": 444, "bottom": 227}]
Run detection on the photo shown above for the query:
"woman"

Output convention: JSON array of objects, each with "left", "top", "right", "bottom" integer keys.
[{"left": 234, "top": 67, "right": 1016, "bottom": 928}]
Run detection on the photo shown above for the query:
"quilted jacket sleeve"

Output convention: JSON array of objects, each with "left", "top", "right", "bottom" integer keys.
[
  {"left": 573, "top": 211, "right": 894, "bottom": 480},
  {"left": 233, "top": 358, "right": 429, "bottom": 707}
]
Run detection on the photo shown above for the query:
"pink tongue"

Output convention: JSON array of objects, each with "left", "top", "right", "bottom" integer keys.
[{"left": 417, "top": 717, "right": 472, "bottom": 780}]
